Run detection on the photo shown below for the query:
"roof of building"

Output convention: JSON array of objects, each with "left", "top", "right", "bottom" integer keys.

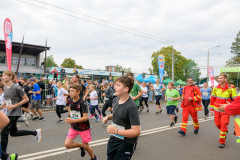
[{"left": 0, "top": 39, "right": 50, "bottom": 56}]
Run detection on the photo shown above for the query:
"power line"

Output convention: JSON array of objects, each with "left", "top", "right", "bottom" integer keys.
[{"left": 16, "top": 0, "right": 233, "bottom": 60}]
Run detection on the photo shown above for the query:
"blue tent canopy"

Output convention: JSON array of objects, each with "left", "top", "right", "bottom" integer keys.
[
  {"left": 136, "top": 74, "right": 143, "bottom": 82},
  {"left": 147, "top": 76, "right": 156, "bottom": 83}
]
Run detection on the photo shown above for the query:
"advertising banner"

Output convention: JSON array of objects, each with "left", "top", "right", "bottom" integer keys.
[
  {"left": 158, "top": 54, "right": 165, "bottom": 83},
  {"left": 208, "top": 66, "right": 214, "bottom": 87},
  {"left": 4, "top": 18, "right": 12, "bottom": 70}
]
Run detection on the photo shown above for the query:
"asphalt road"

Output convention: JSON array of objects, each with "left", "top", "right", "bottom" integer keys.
[{"left": 2, "top": 102, "right": 240, "bottom": 160}]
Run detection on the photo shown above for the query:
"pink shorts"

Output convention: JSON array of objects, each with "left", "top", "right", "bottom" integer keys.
[{"left": 67, "top": 128, "right": 92, "bottom": 143}]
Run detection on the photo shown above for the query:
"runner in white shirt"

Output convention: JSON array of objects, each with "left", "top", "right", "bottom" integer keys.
[
  {"left": 139, "top": 82, "right": 149, "bottom": 112},
  {"left": 0, "top": 83, "right": 7, "bottom": 115},
  {"left": 52, "top": 82, "right": 69, "bottom": 123},
  {"left": 89, "top": 85, "right": 100, "bottom": 122}
]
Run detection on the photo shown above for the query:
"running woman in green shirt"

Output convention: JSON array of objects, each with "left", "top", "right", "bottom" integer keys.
[{"left": 165, "top": 82, "right": 181, "bottom": 127}]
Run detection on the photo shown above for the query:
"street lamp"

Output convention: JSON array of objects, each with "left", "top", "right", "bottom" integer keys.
[{"left": 207, "top": 45, "right": 220, "bottom": 84}]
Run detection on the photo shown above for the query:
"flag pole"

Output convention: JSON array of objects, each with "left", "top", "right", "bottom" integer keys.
[{"left": 16, "top": 33, "right": 24, "bottom": 76}]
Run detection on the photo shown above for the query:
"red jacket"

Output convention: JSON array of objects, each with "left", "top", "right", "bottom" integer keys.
[
  {"left": 224, "top": 93, "right": 240, "bottom": 115},
  {"left": 181, "top": 85, "right": 202, "bottom": 111},
  {"left": 52, "top": 70, "right": 58, "bottom": 77}
]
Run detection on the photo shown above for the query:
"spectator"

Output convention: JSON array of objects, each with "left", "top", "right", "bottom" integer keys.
[
  {"left": 62, "top": 76, "right": 68, "bottom": 84},
  {"left": 52, "top": 68, "right": 58, "bottom": 81},
  {"left": 85, "top": 80, "right": 88, "bottom": 86},
  {"left": 149, "top": 84, "right": 154, "bottom": 102},
  {"left": 37, "top": 77, "right": 45, "bottom": 106},
  {"left": 46, "top": 80, "right": 53, "bottom": 106},
  {"left": 108, "top": 76, "right": 113, "bottom": 83},
  {"left": 60, "top": 66, "right": 65, "bottom": 81},
  {"left": 73, "top": 67, "right": 78, "bottom": 75}
]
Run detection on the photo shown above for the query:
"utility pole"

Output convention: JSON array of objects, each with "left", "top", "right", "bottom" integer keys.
[
  {"left": 172, "top": 48, "right": 174, "bottom": 82},
  {"left": 44, "top": 38, "right": 47, "bottom": 76},
  {"left": 16, "top": 34, "right": 24, "bottom": 76}
]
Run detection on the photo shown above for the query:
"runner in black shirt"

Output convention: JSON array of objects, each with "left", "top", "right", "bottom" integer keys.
[{"left": 102, "top": 76, "right": 140, "bottom": 160}]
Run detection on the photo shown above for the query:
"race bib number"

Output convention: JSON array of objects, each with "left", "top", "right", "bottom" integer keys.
[
  {"left": 70, "top": 110, "right": 81, "bottom": 119},
  {"left": 111, "top": 122, "right": 125, "bottom": 140},
  {"left": 167, "top": 97, "right": 173, "bottom": 101},
  {"left": 113, "top": 93, "right": 116, "bottom": 96},
  {"left": 155, "top": 92, "right": 159, "bottom": 95},
  {"left": 203, "top": 92, "right": 208, "bottom": 97},
  {"left": 90, "top": 100, "right": 93, "bottom": 104},
  {"left": 6, "top": 99, "right": 12, "bottom": 106},
  {"left": 105, "top": 97, "right": 109, "bottom": 101}
]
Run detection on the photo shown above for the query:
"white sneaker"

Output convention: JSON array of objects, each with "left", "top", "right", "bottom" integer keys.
[
  {"left": 24, "top": 118, "right": 29, "bottom": 127},
  {"left": 21, "top": 114, "right": 25, "bottom": 120},
  {"left": 36, "top": 128, "right": 42, "bottom": 143}
]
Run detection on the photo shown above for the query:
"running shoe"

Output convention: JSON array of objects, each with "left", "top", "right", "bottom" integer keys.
[
  {"left": 9, "top": 153, "right": 18, "bottom": 160},
  {"left": 94, "top": 116, "right": 100, "bottom": 122},
  {"left": 80, "top": 147, "right": 85, "bottom": 157},
  {"left": 99, "top": 114, "right": 102, "bottom": 119},
  {"left": 219, "top": 143, "right": 225, "bottom": 148},
  {"left": 21, "top": 114, "right": 25, "bottom": 120},
  {"left": 32, "top": 117, "right": 39, "bottom": 121},
  {"left": 155, "top": 111, "right": 159, "bottom": 115},
  {"left": 38, "top": 117, "right": 45, "bottom": 121},
  {"left": 24, "top": 119, "right": 29, "bottom": 127},
  {"left": 57, "top": 119, "right": 64, "bottom": 124},
  {"left": 178, "top": 130, "right": 186, "bottom": 136},
  {"left": 176, "top": 107, "right": 179, "bottom": 113},
  {"left": 174, "top": 115, "right": 178, "bottom": 123},
  {"left": 204, "top": 116, "right": 207, "bottom": 119},
  {"left": 194, "top": 129, "right": 199, "bottom": 134},
  {"left": 170, "top": 122, "right": 174, "bottom": 127},
  {"left": 36, "top": 128, "right": 42, "bottom": 143},
  {"left": 91, "top": 155, "right": 98, "bottom": 160},
  {"left": 146, "top": 110, "right": 149, "bottom": 113},
  {"left": 159, "top": 110, "right": 162, "bottom": 113},
  {"left": 89, "top": 115, "right": 93, "bottom": 119}
]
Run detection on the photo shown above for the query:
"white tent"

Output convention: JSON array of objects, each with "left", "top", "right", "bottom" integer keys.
[{"left": 208, "top": 80, "right": 219, "bottom": 87}]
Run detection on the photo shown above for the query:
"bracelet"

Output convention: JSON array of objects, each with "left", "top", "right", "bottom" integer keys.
[{"left": 117, "top": 129, "right": 119, "bottom": 135}]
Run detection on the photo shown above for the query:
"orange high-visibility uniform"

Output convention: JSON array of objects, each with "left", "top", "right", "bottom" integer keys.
[
  {"left": 180, "top": 85, "right": 202, "bottom": 133},
  {"left": 210, "top": 83, "right": 237, "bottom": 144},
  {"left": 224, "top": 93, "right": 240, "bottom": 143}
]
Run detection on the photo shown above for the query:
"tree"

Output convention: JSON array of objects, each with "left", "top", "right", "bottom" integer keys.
[
  {"left": 226, "top": 31, "right": 240, "bottom": 85},
  {"left": 43, "top": 55, "right": 58, "bottom": 67},
  {"left": 183, "top": 59, "right": 201, "bottom": 82},
  {"left": 60, "top": 58, "right": 84, "bottom": 69},
  {"left": 115, "top": 65, "right": 132, "bottom": 73},
  {"left": 149, "top": 68, "right": 153, "bottom": 74},
  {"left": 150, "top": 46, "right": 201, "bottom": 82}
]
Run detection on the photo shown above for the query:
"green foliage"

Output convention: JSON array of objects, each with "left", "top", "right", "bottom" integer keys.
[
  {"left": 226, "top": 31, "right": 240, "bottom": 85},
  {"left": 150, "top": 46, "right": 201, "bottom": 82},
  {"left": 43, "top": 55, "right": 58, "bottom": 67},
  {"left": 231, "top": 31, "right": 240, "bottom": 56},
  {"left": 115, "top": 65, "right": 132, "bottom": 73},
  {"left": 61, "top": 58, "right": 84, "bottom": 69}
]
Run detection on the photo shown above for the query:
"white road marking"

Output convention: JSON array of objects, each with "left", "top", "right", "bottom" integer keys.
[{"left": 19, "top": 117, "right": 214, "bottom": 160}]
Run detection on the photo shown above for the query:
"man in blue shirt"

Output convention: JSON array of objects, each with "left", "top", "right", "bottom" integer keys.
[{"left": 29, "top": 78, "right": 45, "bottom": 121}]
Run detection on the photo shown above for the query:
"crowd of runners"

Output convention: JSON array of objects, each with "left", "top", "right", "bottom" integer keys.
[{"left": 0, "top": 70, "right": 240, "bottom": 160}]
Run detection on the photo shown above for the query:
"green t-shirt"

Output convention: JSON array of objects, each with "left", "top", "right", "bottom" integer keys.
[
  {"left": 166, "top": 89, "right": 180, "bottom": 106},
  {"left": 130, "top": 82, "right": 142, "bottom": 106}
]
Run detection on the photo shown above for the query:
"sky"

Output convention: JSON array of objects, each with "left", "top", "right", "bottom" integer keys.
[{"left": 0, "top": 0, "right": 240, "bottom": 78}]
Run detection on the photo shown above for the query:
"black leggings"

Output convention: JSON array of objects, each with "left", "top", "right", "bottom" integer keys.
[
  {"left": 102, "top": 102, "right": 112, "bottom": 117},
  {"left": 56, "top": 105, "right": 68, "bottom": 118},
  {"left": 155, "top": 95, "right": 162, "bottom": 105},
  {"left": 202, "top": 99, "right": 210, "bottom": 116},
  {"left": 1, "top": 116, "right": 37, "bottom": 152},
  {"left": 140, "top": 97, "right": 149, "bottom": 108}
]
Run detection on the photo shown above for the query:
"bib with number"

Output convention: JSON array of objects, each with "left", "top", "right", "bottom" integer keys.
[
  {"left": 203, "top": 92, "right": 208, "bottom": 97},
  {"left": 167, "top": 97, "right": 173, "bottom": 101},
  {"left": 111, "top": 122, "right": 125, "bottom": 140},
  {"left": 6, "top": 99, "right": 12, "bottom": 106},
  {"left": 70, "top": 110, "right": 81, "bottom": 119},
  {"left": 105, "top": 97, "right": 109, "bottom": 101},
  {"left": 155, "top": 92, "right": 159, "bottom": 95}
]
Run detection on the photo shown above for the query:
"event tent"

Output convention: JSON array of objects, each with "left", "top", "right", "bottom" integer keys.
[
  {"left": 176, "top": 79, "right": 187, "bottom": 85},
  {"left": 143, "top": 76, "right": 156, "bottom": 83},
  {"left": 136, "top": 74, "right": 143, "bottom": 82}
]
